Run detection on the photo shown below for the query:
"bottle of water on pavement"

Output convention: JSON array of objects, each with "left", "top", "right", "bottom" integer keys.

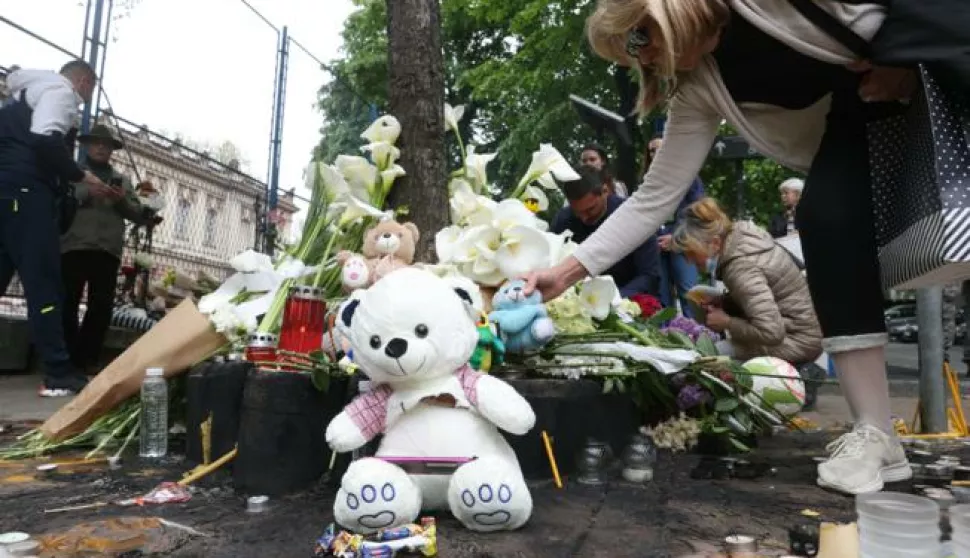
[{"left": 139, "top": 368, "right": 168, "bottom": 458}]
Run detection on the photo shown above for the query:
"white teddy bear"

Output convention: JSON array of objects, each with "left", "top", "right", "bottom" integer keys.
[{"left": 326, "top": 267, "right": 536, "bottom": 534}]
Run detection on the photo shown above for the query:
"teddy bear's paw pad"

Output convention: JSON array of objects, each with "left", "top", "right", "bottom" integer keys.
[
  {"left": 460, "top": 483, "right": 515, "bottom": 527},
  {"left": 334, "top": 460, "right": 421, "bottom": 534},
  {"left": 448, "top": 458, "right": 533, "bottom": 532}
]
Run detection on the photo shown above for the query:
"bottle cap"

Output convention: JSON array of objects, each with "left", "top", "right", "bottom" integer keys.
[{"left": 146, "top": 368, "right": 164, "bottom": 377}]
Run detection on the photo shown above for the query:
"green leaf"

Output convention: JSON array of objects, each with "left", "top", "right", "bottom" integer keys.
[
  {"left": 715, "top": 398, "right": 739, "bottom": 412},
  {"left": 709, "top": 425, "right": 730, "bottom": 434},
  {"left": 695, "top": 334, "right": 718, "bottom": 357},
  {"left": 667, "top": 331, "right": 695, "bottom": 349},
  {"left": 311, "top": 370, "right": 331, "bottom": 393},
  {"left": 646, "top": 307, "right": 676, "bottom": 327},
  {"left": 729, "top": 436, "right": 752, "bottom": 453}
]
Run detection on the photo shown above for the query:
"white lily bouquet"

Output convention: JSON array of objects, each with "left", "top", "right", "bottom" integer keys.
[{"left": 433, "top": 103, "right": 581, "bottom": 289}]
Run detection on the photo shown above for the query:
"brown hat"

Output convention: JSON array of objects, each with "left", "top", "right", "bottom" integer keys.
[{"left": 77, "top": 124, "right": 123, "bottom": 149}]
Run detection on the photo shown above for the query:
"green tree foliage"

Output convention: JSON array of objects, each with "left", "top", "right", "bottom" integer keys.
[{"left": 317, "top": 0, "right": 796, "bottom": 226}]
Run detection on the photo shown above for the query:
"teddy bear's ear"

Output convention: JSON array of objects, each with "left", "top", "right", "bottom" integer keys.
[
  {"left": 453, "top": 287, "right": 480, "bottom": 323},
  {"left": 340, "top": 298, "right": 360, "bottom": 328},
  {"left": 402, "top": 221, "right": 420, "bottom": 243},
  {"left": 454, "top": 287, "right": 473, "bottom": 306}
]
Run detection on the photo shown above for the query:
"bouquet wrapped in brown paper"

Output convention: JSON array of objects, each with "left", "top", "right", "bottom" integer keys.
[{"left": 40, "top": 300, "right": 227, "bottom": 441}]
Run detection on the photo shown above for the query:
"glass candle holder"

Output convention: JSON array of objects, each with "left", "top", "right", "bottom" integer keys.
[
  {"left": 278, "top": 285, "right": 327, "bottom": 356},
  {"left": 245, "top": 333, "right": 279, "bottom": 364}
]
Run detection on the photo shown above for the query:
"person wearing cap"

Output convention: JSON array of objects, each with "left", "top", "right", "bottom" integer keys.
[
  {"left": 1, "top": 60, "right": 120, "bottom": 396},
  {"left": 769, "top": 178, "right": 804, "bottom": 239},
  {"left": 61, "top": 124, "right": 160, "bottom": 376}
]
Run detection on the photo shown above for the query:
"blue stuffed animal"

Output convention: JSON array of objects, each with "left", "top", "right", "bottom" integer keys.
[{"left": 488, "top": 279, "right": 556, "bottom": 354}]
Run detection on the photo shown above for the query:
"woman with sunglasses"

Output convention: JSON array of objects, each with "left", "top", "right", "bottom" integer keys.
[{"left": 523, "top": 0, "right": 922, "bottom": 495}]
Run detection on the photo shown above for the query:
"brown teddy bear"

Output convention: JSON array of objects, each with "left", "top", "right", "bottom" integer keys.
[{"left": 336, "top": 220, "right": 420, "bottom": 291}]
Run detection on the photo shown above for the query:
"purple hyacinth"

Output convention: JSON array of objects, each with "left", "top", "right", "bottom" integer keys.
[
  {"left": 676, "top": 383, "right": 711, "bottom": 410},
  {"left": 663, "top": 316, "right": 721, "bottom": 342}
]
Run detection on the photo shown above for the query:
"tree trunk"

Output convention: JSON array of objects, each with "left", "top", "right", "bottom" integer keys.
[{"left": 385, "top": 0, "right": 448, "bottom": 263}]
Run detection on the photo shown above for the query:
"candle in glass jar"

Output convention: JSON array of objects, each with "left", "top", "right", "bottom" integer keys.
[
  {"left": 245, "top": 333, "right": 279, "bottom": 363},
  {"left": 279, "top": 286, "right": 327, "bottom": 356}
]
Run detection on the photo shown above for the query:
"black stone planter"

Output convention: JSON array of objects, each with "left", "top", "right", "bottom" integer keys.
[
  {"left": 233, "top": 369, "right": 349, "bottom": 496},
  {"left": 503, "top": 378, "right": 640, "bottom": 480},
  {"left": 185, "top": 360, "right": 252, "bottom": 467}
]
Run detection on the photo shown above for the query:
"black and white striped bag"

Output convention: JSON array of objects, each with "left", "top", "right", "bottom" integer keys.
[
  {"left": 869, "top": 69, "right": 970, "bottom": 289},
  {"left": 789, "top": 0, "right": 970, "bottom": 289}
]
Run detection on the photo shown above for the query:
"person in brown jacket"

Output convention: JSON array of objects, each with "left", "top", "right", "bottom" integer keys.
[{"left": 671, "top": 198, "right": 823, "bottom": 365}]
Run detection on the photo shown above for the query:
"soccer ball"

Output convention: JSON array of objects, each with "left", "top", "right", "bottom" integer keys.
[{"left": 741, "top": 356, "right": 806, "bottom": 416}]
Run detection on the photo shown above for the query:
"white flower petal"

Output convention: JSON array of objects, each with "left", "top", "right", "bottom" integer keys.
[
  {"left": 360, "top": 141, "right": 401, "bottom": 170},
  {"left": 496, "top": 225, "right": 552, "bottom": 279},
  {"left": 523, "top": 143, "right": 580, "bottom": 185},
  {"left": 537, "top": 171, "right": 560, "bottom": 191},
  {"left": 335, "top": 155, "right": 380, "bottom": 199},
  {"left": 521, "top": 185, "right": 550, "bottom": 212},
  {"left": 579, "top": 276, "right": 619, "bottom": 320},
  {"left": 445, "top": 103, "right": 466, "bottom": 132},
  {"left": 492, "top": 199, "right": 540, "bottom": 231},
  {"left": 435, "top": 225, "right": 465, "bottom": 263},
  {"left": 339, "top": 196, "right": 391, "bottom": 226},
  {"left": 361, "top": 115, "right": 402, "bottom": 144},
  {"left": 465, "top": 146, "right": 497, "bottom": 192}
]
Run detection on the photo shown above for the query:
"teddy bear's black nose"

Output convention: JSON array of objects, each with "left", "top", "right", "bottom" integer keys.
[
  {"left": 381, "top": 233, "right": 393, "bottom": 239},
  {"left": 384, "top": 338, "right": 408, "bottom": 358}
]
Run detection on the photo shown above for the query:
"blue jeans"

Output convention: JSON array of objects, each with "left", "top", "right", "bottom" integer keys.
[{"left": 659, "top": 251, "right": 699, "bottom": 319}]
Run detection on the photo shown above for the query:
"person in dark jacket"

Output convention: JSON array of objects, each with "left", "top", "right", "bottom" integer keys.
[
  {"left": 551, "top": 166, "right": 660, "bottom": 298},
  {"left": 768, "top": 178, "right": 804, "bottom": 239},
  {"left": 62, "top": 124, "right": 159, "bottom": 375},
  {"left": 647, "top": 136, "right": 704, "bottom": 317},
  {"left": 0, "top": 61, "right": 118, "bottom": 396}
]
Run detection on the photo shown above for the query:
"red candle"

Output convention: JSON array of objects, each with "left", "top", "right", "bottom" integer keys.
[
  {"left": 245, "top": 333, "right": 279, "bottom": 364},
  {"left": 279, "top": 286, "right": 327, "bottom": 359}
]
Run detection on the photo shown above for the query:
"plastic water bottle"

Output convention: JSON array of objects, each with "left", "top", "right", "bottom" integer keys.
[{"left": 139, "top": 368, "right": 168, "bottom": 458}]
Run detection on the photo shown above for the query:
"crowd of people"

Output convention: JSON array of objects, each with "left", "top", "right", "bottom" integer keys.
[{"left": 0, "top": 60, "right": 161, "bottom": 397}]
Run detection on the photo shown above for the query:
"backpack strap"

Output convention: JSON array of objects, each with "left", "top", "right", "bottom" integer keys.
[{"left": 787, "top": 0, "right": 873, "bottom": 58}]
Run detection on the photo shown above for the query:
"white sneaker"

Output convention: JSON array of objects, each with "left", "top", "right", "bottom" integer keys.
[{"left": 816, "top": 422, "right": 912, "bottom": 495}]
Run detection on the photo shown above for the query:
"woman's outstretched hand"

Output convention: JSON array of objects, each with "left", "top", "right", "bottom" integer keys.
[{"left": 521, "top": 257, "right": 589, "bottom": 302}]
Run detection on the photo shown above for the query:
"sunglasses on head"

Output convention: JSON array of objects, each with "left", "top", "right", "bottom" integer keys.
[{"left": 626, "top": 27, "right": 651, "bottom": 58}]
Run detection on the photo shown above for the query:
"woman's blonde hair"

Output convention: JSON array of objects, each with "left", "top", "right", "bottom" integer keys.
[
  {"left": 671, "top": 197, "right": 733, "bottom": 255},
  {"left": 586, "top": 0, "right": 728, "bottom": 112}
]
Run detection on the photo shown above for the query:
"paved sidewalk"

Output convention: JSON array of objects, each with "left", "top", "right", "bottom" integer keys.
[{"left": 0, "top": 374, "right": 65, "bottom": 422}]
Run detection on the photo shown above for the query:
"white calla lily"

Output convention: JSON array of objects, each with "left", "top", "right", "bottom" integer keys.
[
  {"left": 435, "top": 225, "right": 465, "bottom": 263},
  {"left": 445, "top": 103, "right": 465, "bottom": 133},
  {"left": 449, "top": 179, "right": 496, "bottom": 226},
  {"left": 318, "top": 163, "right": 368, "bottom": 203},
  {"left": 521, "top": 185, "right": 549, "bottom": 213},
  {"left": 339, "top": 195, "right": 392, "bottom": 227},
  {"left": 335, "top": 155, "right": 380, "bottom": 199},
  {"left": 537, "top": 171, "right": 559, "bottom": 191},
  {"left": 465, "top": 145, "right": 497, "bottom": 192},
  {"left": 361, "top": 141, "right": 400, "bottom": 171},
  {"left": 462, "top": 256, "right": 505, "bottom": 286},
  {"left": 380, "top": 164, "right": 407, "bottom": 194},
  {"left": 529, "top": 143, "right": 582, "bottom": 182},
  {"left": 495, "top": 225, "right": 553, "bottom": 279},
  {"left": 491, "top": 199, "right": 540, "bottom": 231},
  {"left": 579, "top": 276, "right": 620, "bottom": 320},
  {"left": 361, "top": 115, "right": 402, "bottom": 145}
]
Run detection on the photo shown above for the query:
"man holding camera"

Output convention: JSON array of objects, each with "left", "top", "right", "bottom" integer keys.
[
  {"left": 61, "top": 123, "right": 160, "bottom": 377},
  {"left": 1, "top": 60, "right": 119, "bottom": 396}
]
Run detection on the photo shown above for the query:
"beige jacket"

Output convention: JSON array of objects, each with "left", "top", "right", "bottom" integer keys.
[
  {"left": 572, "top": 0, "right": 887, "bottom": 350},
  {"left": 718, "top": 221, "right": 822, "bottom": 363}
]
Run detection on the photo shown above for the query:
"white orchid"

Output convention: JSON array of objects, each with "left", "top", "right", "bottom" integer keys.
[
  {"left": 435, "top": 225, "right": 465, "bottom": 263},
  {"left": 445, "top": 103, "right": 465, "bottom": 133},
  {"left": 495, "top": 225, "right": 553, "bottom": 278},
  {"left": 361, "top": 141, "right": 401, "bottom": 171},
  {"left": 339, "top": 195, "right": 392, "bottom": 227},
  {"left": 335, "top": 155, "right": 380, "bottom": 199},
  {"left": 521, "top": 185, "right": 549, "bottom": 213},
  {"left": 464, "top": 145, "right": 497, "bottom": 193},
  {"left": 579, "top": 276, "right": 620, "bottom": 320},
  {"left": 361, "top": 115, "right": 401, "bottom": 145}
]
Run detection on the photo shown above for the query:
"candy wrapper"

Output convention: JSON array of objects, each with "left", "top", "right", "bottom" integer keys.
[
  {"left": 313, "top": 518, "right": 437, "bottom": 557},
  {"left": 117, "top": 482, "right": 193, "bottom": 506}
]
